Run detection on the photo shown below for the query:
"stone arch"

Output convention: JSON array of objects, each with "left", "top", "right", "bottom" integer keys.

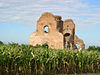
[
  {"left": 64, "top": 33, "right": 70, "bottom": 37},
  {"left": 74, "top": 35, "right": 85, "bottom": 50}
]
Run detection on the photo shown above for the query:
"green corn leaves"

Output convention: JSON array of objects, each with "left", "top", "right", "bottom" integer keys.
[{"left": 0, "top": 43, "right": 100, "bottom": 74}]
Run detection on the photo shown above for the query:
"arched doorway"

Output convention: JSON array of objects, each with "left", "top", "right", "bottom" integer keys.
[{"left": 42, "top": 43, "right": 49, "bottom": 49}]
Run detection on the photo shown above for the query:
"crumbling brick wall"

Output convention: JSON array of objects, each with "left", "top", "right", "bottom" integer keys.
[{"left": 29, "top": 12, "right": 85, "bottom": 50}]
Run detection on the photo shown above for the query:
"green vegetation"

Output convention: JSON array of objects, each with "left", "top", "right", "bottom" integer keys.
[
  {"left": 87, "top": 46, "right": 100, "bottom": 52},
  {"left": 0, "top": 43, "right": 100, "bottom": 75},
  {"left": 0, "top": 41, "right": 4, "bottom": 45}
]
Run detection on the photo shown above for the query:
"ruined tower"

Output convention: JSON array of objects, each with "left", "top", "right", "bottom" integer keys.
[
  {"left": 63, "top": 19, "right": 75, "bottom": 50},
  {"left": 29, "top": 12, "right": 85, "bottom": 50}
]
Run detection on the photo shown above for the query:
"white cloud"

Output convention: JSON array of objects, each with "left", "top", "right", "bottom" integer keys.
[
  {"left": 0, "top": 2, "right": 8, "bottom": 7},
  {"left": 0, "top": 0, "right": 99, "bottom": 29}
]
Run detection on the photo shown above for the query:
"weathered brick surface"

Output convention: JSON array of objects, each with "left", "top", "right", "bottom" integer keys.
[{"left": 29, "top": 12, "right": 85, "bottom": 49}]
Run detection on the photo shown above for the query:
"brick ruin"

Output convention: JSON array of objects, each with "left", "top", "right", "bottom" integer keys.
[{"left": 29, "top": 12, "right": 85, "bottom": 50}]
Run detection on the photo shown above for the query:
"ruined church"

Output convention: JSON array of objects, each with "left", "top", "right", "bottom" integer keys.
[{"left": 29, "top": 12, "right": 85, "bottom": 50}]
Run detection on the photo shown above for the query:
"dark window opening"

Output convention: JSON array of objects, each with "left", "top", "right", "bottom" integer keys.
[
  {"left": 44, "top": 25, "right": 49, "bottom": 33},
  {"left": 64, "top": 33, "right": 70, "bottom": 36},
  {"left": 42, "top": 43, "right": 49, "bottom": 49},
  {"left": 67, "top": 25, "right": 69, "bottom": 27}
]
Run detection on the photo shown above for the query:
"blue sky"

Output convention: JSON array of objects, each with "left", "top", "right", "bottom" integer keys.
[{"left": 0, "top": 0, "right": 100, "bottom": 48}]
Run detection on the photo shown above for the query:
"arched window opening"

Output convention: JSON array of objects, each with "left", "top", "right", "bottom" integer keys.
[
  {"left": 64, "top": 33, "right": 70, "bottom": 37},
  {"left": 43, "top": 25, "right": 49, "bottom": 33},
  {"left": 42, "top": 43, "right": 49, "bottom": 49},
  {"left": 76, "top": 44, "right": 79, "bottom": 49},
  {"left": 67, "top": 25, "right": 69, "bottom": 27}
]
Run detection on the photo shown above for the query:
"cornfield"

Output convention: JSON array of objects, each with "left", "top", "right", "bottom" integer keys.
[{"left": 0, "top": 43, "right": 100, "bottom": 75}]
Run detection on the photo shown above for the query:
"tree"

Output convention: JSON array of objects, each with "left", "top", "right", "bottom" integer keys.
[{"left": 0, "top": 41, "right": 3, "bottom": 45}]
